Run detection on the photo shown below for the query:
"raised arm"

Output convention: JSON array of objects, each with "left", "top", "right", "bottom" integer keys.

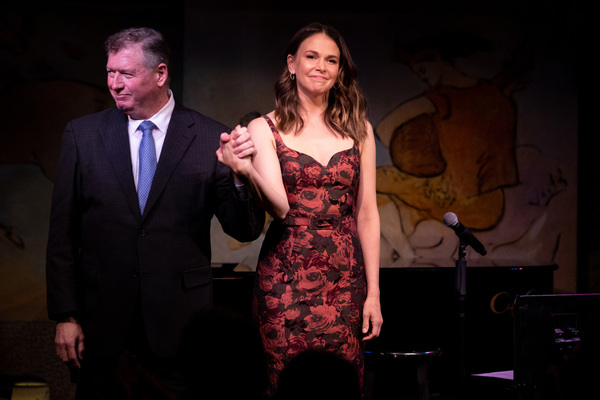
[{"left": 217, "top": 117, "right": 289, "bottom": 220}]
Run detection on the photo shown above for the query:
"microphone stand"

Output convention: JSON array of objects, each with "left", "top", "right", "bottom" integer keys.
[{"left": 455, "top": 241, "right": 468, "bottom": 400}]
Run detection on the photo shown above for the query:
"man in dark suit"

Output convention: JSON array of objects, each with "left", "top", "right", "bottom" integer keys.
[{"left": 45, "top": 27, "right": 264, "bottom": 399}]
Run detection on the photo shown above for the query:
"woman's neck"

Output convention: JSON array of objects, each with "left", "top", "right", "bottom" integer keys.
[{"left": 297, "top": 87, "right": 329, "bottom": 117}]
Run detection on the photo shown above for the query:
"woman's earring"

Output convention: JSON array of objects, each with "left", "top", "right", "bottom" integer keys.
[
  {"left": 290, "top": 73, "right": 296, "bottom": 80},
  {"left": 333, "top": 82, "right": 340, "bottom": 90}
]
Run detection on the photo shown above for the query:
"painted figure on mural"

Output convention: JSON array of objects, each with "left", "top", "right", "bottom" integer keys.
[{"left": 376, "top": 29, "right": 535, "bottom": 261}]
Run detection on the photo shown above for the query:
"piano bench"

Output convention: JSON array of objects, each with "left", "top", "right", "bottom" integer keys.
[{"left": 365, "top": 348, "right": 442, "bottom": 400}]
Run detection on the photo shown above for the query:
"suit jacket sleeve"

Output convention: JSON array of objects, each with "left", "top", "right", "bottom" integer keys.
[
  {"left": 46, "top": 122, "right": 82, "bottom": 320},
  {"left": 213, "top": 147, "right": 265, "bottom": 243}
]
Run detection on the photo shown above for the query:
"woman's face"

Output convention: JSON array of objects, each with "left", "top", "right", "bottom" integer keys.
[{"left": 288, "top": 33, "right": 340, "bottom": 98}]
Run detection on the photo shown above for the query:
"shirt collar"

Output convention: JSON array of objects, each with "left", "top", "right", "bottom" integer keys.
[{"left": 129, "top": 90, "right": 175, "bottom": 134}]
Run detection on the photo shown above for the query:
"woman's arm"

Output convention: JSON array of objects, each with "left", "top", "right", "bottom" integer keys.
[
  {"left": 217, "top": 117, "right": 290, "bottom": 220},
  {"left": 356, "top": 121, "right": 384, "bottom": 340}
]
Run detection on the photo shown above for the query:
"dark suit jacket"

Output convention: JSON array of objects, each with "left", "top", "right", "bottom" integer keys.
[{"left": 46, "top": 104, "right": 264, "bottom": 358}]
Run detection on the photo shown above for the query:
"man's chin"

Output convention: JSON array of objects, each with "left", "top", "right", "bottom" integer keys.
[{"left": 115, "top": 103, "right": 133, "bottom": 115}]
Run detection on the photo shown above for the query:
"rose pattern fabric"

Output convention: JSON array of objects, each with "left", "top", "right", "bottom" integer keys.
[{"left": 254, "top": 116, "right": 366, "bottom": 394}]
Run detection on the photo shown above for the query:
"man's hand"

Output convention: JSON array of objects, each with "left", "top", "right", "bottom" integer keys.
[
  {"left": 55, "top": 317, "right": 85, "bottom": 368},
  {"left": 217, "top": 126, "right": 255, "bottom": 182},
  {"left": 220, "top": 125, "right": 257, "bottom": 159}
]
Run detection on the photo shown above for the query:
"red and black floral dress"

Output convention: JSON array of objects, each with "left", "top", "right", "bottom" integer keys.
[{"left": 253, "top": 116, "right": 367, "bottom": 393}]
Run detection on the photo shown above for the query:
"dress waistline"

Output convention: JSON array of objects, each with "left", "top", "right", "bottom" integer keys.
[{"left": 283, "top": 215, "right": 343, "bottom": 230}]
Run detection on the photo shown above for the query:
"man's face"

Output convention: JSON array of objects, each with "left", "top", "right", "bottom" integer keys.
[{"left": 106, "top": 43, "right": 165, "bottom": 120}]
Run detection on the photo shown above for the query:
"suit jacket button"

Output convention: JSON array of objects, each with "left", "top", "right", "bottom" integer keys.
[
  {"left": 133, "top": 268, "right": 140, "bottom": 277},
  {"left": 138, "top": 229, "right": 146, "bottom": 237}
]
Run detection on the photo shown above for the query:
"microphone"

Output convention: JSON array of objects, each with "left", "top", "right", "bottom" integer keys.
[{"left": 443, "top": 212, "right": 487, "bottom": 255}]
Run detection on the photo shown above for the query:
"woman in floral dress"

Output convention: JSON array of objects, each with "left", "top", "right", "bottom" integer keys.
[{"left": 218, "top": 22, "right": 383, "bottom": 395}]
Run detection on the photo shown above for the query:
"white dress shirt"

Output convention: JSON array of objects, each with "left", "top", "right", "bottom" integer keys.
[{"left": 128, "top": 91, "right": 175, "bottom": 190}]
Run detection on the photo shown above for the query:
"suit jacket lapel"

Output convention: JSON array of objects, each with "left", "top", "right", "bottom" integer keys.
[
  {"left": 100, "top": 109, "right": 141, "bottom": 218},
  {"left": 143, "top": 107, "right": 195, "bottom": 217}
]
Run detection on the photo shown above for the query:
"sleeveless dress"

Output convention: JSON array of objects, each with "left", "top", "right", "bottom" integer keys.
[{"left": 253, "top": 116, "right": 367, "bottom": 392}]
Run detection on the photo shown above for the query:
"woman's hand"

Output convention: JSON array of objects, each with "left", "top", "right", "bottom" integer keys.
[
  {"left": 217, "top": 125, "right": 254, "bottom": 179},
  {"left": 362, "top": 294, "right": 383, "bottom": 341},
  {"left": 224, "top": 125, "right": 257, "bottom": 158}
]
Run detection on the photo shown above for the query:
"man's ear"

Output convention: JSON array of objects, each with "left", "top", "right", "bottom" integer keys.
[{"left": 156, "top": 63, "right": 168, "bottom": 87}]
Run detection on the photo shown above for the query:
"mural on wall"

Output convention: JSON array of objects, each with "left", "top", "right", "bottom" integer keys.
[
  {"left": 374, "top": 28, "right": 573, "bottom": 270},
  {"left": 376, "top": 29, "right": 524, "bottom": 260}
]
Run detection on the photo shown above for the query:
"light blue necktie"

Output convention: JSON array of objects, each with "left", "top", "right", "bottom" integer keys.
[{"left": 138, "top": 120, "right": 157, "bottom": 214}]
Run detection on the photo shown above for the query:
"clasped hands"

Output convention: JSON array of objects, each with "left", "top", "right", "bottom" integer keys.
[{"left": 216, "top": 125, "right": 255, "bottom": 181}]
